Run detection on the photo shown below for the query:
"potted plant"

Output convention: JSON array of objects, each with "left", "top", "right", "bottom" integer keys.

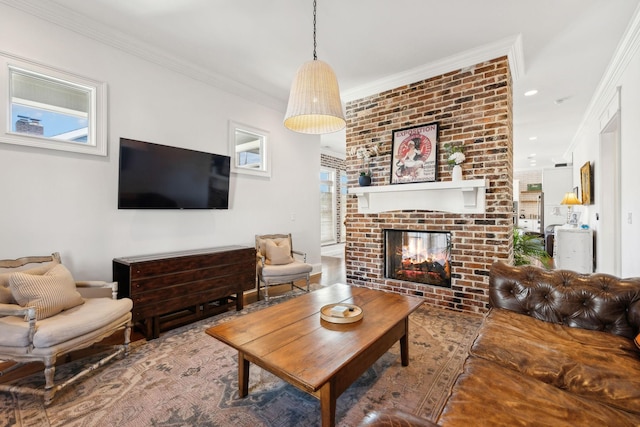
[
  {"left": 444, "top": 143, "right": 466, "bottom": 181},
  {"left": 358, "top": 170, "right": 372, "bottom": 186},
  {"left": 349, "top": 142, "right": 382, "bottom": 186},
  {"left": 513, "top": 228, "right": 552, "bottom": 268}
]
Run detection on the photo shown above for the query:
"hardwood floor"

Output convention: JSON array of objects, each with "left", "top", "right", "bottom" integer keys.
[{"left": 320, "top": 254, "right": 346, "bottom": 286}]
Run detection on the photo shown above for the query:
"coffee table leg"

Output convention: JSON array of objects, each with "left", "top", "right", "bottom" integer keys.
[
  {"left": 320, "top": 380, "right": 337, "bottom": 427},
  {"left": 400, "top": 317, "right": 409, "bottom": 366},
  {"left": 238, "top": 352, "right": 249, "bottom": 398}
]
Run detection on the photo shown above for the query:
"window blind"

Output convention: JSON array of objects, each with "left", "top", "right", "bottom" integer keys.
[{"left": 11, "top": 69, "right": 89, "bottom": 115}]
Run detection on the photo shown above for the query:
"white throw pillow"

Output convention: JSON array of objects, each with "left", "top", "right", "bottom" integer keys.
[{"left": 10, "top": 263, "right": 84, "bottom": 320}]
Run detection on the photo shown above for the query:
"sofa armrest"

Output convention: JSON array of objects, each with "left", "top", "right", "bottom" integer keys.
[
  {"left": 76, "top": 281, "right": 118, "bottom": 299},
  {"left": 0, "top": 303, "right": 37, "bottom": 350},
  {"left": 0, "top": 303, "right": 34, "bottom": 317},
  {"left": 358, "top": 410, "right": 439, "bottom": 427}
]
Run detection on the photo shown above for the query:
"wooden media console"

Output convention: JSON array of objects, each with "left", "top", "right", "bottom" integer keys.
[{"left": 113, "top": 246, "right": 255, "bottom": 339}]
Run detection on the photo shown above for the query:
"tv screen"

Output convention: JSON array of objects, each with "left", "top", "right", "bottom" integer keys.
[{"left": 118, "top": 138, "right": 230, "bottom": 209}]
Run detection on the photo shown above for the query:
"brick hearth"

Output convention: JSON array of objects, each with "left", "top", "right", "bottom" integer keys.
[{"left": 345, "top": 56, "right": 513, "bottom": 314}]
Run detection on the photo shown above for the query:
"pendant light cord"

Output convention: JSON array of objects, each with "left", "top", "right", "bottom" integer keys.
[{"left": 313, "top": 0, "right": 317, "bottom": 60}]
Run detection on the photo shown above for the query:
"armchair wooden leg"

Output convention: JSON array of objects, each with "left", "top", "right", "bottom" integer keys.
[
  {"left": 44, "top": 358, "right": 56, "bottom": 390},
  {"left": 43, "top": 342, "right": 129, "bottom": 406},
  {"left": 43, "top": 357, "right": 56, "bottom": 405},
  {"left": 123, "top": 322, "right": 132, "bottom": 357}
]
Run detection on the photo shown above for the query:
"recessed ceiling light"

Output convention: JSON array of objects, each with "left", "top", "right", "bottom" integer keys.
[
  {"left": 529, "top": 136, "right": 537, "bottom": 141},
  {"left": 524, "top": 90, "right": 538, "bottom": 97}
]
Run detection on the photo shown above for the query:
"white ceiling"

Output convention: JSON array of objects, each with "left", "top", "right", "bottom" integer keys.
[{"left": 8, "top": 0, "right": 639, "bottom": 170}]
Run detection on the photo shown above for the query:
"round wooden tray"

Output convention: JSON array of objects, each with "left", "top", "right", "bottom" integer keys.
[{"left": 320, "top": 303, "right": 363, "bottom": 324}]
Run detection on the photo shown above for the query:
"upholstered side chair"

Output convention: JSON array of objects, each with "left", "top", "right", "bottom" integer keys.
[
  {"left": 255, "top": 233, "right": 313, "bottom": 300},
  {"left": 0, "top": 252, "right": 132, "bottom": 405}
]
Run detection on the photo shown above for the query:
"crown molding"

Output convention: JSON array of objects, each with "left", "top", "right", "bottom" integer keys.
[
  {"left": 2, "top": 0, "right": 527, "bottom": 113},
  {"left": 341, "top": 34, "right": 524, "bottom": 102},
  {"left": 0, "top": 0, "right": 286, "bottom": 111},
  {"left": 566, "top": 3, "right": 640, "bottom": 156},
  {"left": 507, "top": 34, "right": 525, "bottom": 82}
]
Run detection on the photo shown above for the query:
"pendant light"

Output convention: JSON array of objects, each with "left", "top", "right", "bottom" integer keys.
[{"left": 283, "top": 0, "right": 346, "bottom": 134}]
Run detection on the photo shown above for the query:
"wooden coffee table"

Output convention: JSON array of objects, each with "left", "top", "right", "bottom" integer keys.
[{"left": 205, "top": 283, "right": 423, "bottom": 427}]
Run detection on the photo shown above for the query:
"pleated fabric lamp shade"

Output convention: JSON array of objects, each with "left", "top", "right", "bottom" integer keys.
[
  {"left": 283, "top": 59, "right": 346, "bottom": 135},
  {"left": 560, "top": 192, "right": 581, "bottom": 205},
  {"left": 560, "top": 191, "right": 582, "bottom": 225}
]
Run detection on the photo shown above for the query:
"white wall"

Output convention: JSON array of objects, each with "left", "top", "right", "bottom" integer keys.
[
  {"left": 542, "top": 167, "right": 573, "bottom": 229},
  {"left": 569, "top": 9, "right": 640, "bottom": 277},
  {"left": 0, "top": 5, "right": 322, "bottom": 280},
  {"left": 618, "top": 51, "right": 640, "bottom": 277}
]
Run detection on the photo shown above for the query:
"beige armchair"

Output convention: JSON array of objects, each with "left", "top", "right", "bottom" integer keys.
[
  {"left": 255, "top": 234, "right": 313, "bottom": 300},
  {"left": 0, "top": 252, "right": 132, "bottom": 405}
]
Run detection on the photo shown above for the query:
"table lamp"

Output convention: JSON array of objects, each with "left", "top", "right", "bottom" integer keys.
[{"left": 560, "top": 192, "right": 582, "bottom": 226}]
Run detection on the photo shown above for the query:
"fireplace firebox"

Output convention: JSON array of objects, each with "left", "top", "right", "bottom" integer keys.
[{"left": 384, "top": 229, "right": 451, "bottom": 288}]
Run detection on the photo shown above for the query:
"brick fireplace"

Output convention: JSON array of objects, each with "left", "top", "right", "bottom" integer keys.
[
  {"left": 384, "top": 229, "right": 451, "bottom": 288},
  {"left": 345, "top": 57, "right": 513, "bottom": 314}
]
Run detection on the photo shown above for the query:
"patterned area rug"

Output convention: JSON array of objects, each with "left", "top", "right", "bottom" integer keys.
[{"left": 1, "top": 290, "right": 482, "bottom": 427}]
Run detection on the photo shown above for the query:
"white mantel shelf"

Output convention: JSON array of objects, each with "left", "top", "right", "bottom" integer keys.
[{"left": 347, "top": 179, "right": 488, "bottom": 214}]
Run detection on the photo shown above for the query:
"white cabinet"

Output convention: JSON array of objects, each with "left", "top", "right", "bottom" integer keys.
[
  {"left": 518, "top": 218, "right": 540, "bottom": 233},
  {"left": 554, "top": 227, "right": 593, "bottom": 273}
]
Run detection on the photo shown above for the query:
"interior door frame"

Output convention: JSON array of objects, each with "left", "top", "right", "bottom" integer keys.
[{"left": 597, "top": 88, "right": 621, "bottom": 275}]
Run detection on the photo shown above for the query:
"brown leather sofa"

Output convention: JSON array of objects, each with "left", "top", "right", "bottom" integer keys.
[{"left": 360, "top": 261, "right": 640, "bottom": 426}]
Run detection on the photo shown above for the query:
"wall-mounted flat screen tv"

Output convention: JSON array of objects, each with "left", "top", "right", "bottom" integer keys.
[{"left": 118, "top": 138, "right": 230, "bottom": 209}]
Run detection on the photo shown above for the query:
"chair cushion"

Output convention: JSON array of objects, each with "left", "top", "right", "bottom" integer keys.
[
  {"left": 265, "top": 239, "right": 294, "bottom": 265},
  {"left": 0, "top": 297, "right": 133, "bottom": 348},
  {"left": 0, "top": 259, "right": 59, "bottom": 304},
  {"left": 10, "top": 264, "right": 84, "bottom": 320},
  {"left": 261, "top": 260, "right": 312, "bottom": 277}
]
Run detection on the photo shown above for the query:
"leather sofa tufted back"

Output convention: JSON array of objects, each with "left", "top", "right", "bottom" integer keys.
[{"left": 489, "top": 261, "right": 640, "bottom": 339}]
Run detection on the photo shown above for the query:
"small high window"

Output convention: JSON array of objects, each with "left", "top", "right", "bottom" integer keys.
[
  {"left": 1, "top": 52, "right": 107, "bottom": 156},
  {"left": 228, "top": 121, "right": 270, "bottom": 177}
]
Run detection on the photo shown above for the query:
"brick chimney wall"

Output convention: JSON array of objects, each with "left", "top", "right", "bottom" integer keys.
[{"left": 345, "top": 56, "right": 513, "bottom": 314}]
